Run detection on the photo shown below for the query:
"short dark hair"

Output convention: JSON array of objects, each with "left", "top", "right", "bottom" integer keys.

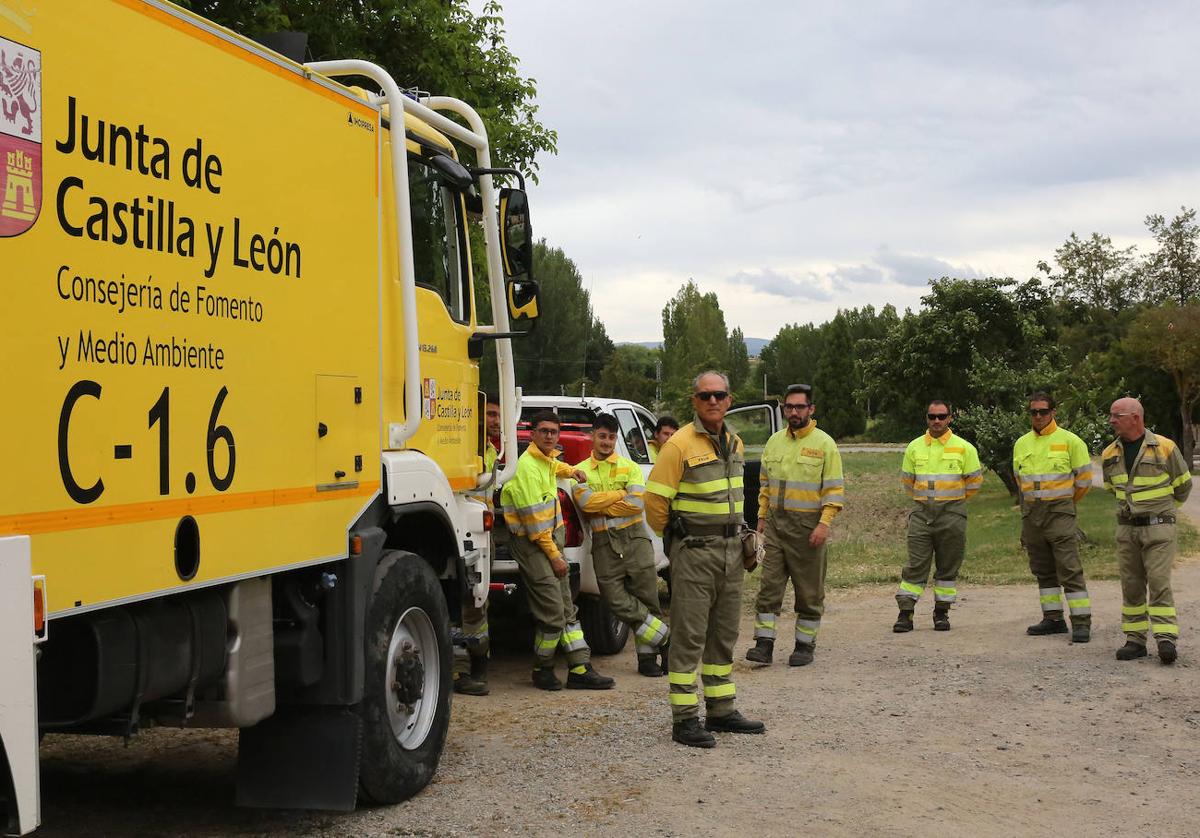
[
  {"left": 593, "top": 413, "right": 619, "bottom": 433},
  {"left": 654, "top": 416, "right": 679, "bottom": 433},
  {"left": 927, "top": 398, "right": 950, "bottom": 411},
  {"left": 485, "top": 392, "right": 500, "bottom": 407},
  {"left": 785, "top": 383, "right": 813, "bottom": 404},
  {"left": 1027, "top": 390, "right": 1056, "bottom": 410},
  {"left": 529, "top": 410, "right": 560, "bottom": 429}
]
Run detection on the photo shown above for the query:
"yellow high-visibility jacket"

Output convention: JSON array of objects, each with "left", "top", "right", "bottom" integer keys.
[
  {"left": 758, "top": 421, "right": 844, "bottom": 526},
  {"left": 500, "top": 444, "right": 576, "bottom": 561},
  {"left": 645, "top": 418, "right": 744, "bottom": 537},
  {"left": 1012, "top": 421, "right": 1091, "bottom": 507},
  {"left": 1102, "top": 431, "right": 1193, "bottom": 517},
  {"left": 572, "top": 452, "right": 647, "bottom": 533},
  {"left": 901, "top": 430, "right": 982, "bottom": 502}
]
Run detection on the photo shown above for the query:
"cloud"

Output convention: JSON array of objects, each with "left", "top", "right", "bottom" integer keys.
[
  {"left": 828, "top": 247, "right": 985, "bottom": 288},
  {"left": 727, "top": 269, "right": 833, "bottom": 301}
]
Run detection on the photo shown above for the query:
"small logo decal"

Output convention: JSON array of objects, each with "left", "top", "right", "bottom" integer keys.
[
  {"left": 422, "top": 377, "right": 438, "bottom": 420},
  {"left": 0, "top": 35, "right": 41, "bottom": 237}
]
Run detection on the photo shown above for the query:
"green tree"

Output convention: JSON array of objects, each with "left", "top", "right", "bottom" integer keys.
[
  {"left": 596, "top": 345, "right": 658, "bottom": 406},
  {"left": 1037, "top": 232, "right": 1140, "bottom": 312},
  {"left": 813, "top": 313, "right": 866, "bottom": 439},
  {"left": 1144, "top": 207, "right": 1200, "bottom": 306},
  {"left": 188, "top": 0, "right": 557, "bottom": 179},
  {"left": 661, "top": 281, "right": 730, "bottom": 414},
  {"left": 757, "top": 323, "right": 822, "bottom": 398},
  {"left": 728, "top": 327, "right": 750, "bottom": 395},
  {"left": 1124, "top": 303, "right": 1200, "bottom": 467}
]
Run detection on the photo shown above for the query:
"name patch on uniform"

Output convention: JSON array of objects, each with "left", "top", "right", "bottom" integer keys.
[
  {"left": 1050, "top": 444, "right": 1068, "bottom": 452},
  {"left": 944, "top": 446, "right": 964, "bottom": 454},
  {"left": 801, "top": 448, "right": 825, "bottom": 458},
  {"left": 685, "top": 452, "right": 719, "bottom": 468}
]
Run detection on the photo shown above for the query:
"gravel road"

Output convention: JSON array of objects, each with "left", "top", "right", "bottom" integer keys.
[{"left": 38, "top": 547, "right": 1200, "bottom": 837}]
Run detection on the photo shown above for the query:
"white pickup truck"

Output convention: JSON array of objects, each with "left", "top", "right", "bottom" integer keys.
[{"left": 490, "top": 396, "right": 669, "bottom": 654}]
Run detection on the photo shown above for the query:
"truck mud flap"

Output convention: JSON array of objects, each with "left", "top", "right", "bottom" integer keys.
[{"left": 235, "top": 705, "right": 361, "bottom": 811}]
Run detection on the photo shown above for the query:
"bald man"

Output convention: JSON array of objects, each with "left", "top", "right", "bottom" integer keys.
[{"left": 1101, "top": 398, "right": 1193, "bottom": 664}]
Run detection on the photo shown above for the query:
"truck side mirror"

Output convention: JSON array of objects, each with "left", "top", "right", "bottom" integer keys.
[
  {"left": 506, "top": 278, "right": 540, "bottom": 321},
  {"left": 498, "top": 188, "right": 533, "bottom": 279}
]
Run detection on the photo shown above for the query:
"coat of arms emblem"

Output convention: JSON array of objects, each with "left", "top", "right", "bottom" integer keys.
[{"left": 0, "top": 35, "right": 41, "bottom": 237}]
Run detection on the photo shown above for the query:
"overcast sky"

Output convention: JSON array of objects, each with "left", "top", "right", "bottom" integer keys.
[{"left": 496, "top": 1, "right": 1200, "bottom": 343}]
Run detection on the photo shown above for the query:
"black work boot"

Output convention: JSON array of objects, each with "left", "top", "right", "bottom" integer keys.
[
  {"left": 566, "top": 663, "right": 615, "bottom": 690},
  {"left": 531, "top": 666, "right": 562, "bottom": 691},
  {"left": 745, "top": 638, "right": 774, "bottom": 663},
  {"left": 637, "top": 653, "right": 665, "bottom": 677},
  {"left": 1070, "top": 623, "right": 1091, "bottom": 644},
  {"left": 704, "top": 710, "right": 766, "bottom": 734},
  {"left": 1157, "top": 639, "right": 1178, "bottom": 665},
  {"left": 1027, "top": 617, "right": 1068, "bottom": 636},
  {"left": 933, "top": 607, "right": 951, "bottom": 631},
  {"left": 892, "top": 610, "right": 914, "bottom": 633},
  {"left": 672, "top": 717, "right": 716, "bottom": 749},
  {"left": 454, "top": 656, "right": 490, "bottom": 696},
  {"left": 1115, "top": 641, "right": 1148, "bottom": 661},
  {"left": 788, "top": 640, "right": 814, "bottom": 667}
]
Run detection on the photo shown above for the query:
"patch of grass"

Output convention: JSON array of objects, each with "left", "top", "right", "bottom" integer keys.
[{"left": 745, "top": 451, "right": 1198, "bottom": 597}]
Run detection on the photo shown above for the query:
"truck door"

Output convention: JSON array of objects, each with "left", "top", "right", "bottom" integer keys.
[{"left": 725, "top": 401, "right": 782, "bottom": 529}]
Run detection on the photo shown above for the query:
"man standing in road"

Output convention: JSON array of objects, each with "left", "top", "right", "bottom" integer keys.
[
  {"left": 647, "top": 371, "right": 765, "bottom": 748},
  {"left": 648, "top": 415, "right": 680, "bottom": 463},
  {"left": 745, "top": 384, "right": 844, "bottom": 667},
  {"left": 1102, "top": 397, "right": 1193, "bottom": 664},
  {"left": 893, "top": 399, "right": 982, "bottom": 633},
  {"left": 573, "top": 413, "right": 670, "bottom": 677},
  {"left": 1013, "top": 391, "right": 1094, "bottom": 644},
  {"left": 454, "top": 393, "right": 504, "bottom": 696},
  {"left": 501, "top": 410, "right": 616, "bottom": 690}
]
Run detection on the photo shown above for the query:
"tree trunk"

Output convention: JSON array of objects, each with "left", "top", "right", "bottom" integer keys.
[{"left": 997, "top": 463, "right": 1020, "bottom": 499}]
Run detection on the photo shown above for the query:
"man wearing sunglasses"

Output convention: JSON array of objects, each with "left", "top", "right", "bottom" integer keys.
[
  {"left": 646, "top": 371, "right": 765, "bottom": 748},
  {"left": 1102, "top": 397, "right": 1193, "bottom": 664},
  {"left": 1013, "top": 392, "right": 1094, "bottom": 644},
  {"left": 501, "top": 410, "right": 615, "bottom": 691},
  {"left": 894, "top": 400, "right": 982, "bottom": 632},
  {"left": 745, "top": 383, "right": 844, "bottom": 667}
]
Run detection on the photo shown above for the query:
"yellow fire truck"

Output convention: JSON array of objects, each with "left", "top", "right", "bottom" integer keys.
[{"left": 0, "top": 1, "right": 540, "bottom": 831}]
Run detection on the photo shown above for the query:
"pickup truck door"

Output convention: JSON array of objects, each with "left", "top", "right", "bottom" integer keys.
[
  {"left": 612, "top": 406, "right": 668, "bottom": 571},
  {"left": 725, "top": 401, "right": 782, "bottom": 530}
]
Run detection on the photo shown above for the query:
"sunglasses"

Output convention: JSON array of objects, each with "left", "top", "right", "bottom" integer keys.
[
  {"left": 926, "top": 412, "right": 950, "bottom": 421},
  {"left": 694, "top": 391, "right": 729, "bottom": 402},
  {"left": 1029, "top": 408, "right": 1053, "bottom": 417}
]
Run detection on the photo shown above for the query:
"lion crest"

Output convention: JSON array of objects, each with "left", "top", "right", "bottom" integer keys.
[{"left": 0, "top": 47, "right": 39, "bottom": 137}]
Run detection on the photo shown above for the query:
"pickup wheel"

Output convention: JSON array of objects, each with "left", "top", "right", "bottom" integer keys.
[
  {"left": 577, "top": 593, "right": 629, "bottom": 656},
  {"left": 358, "top": 550, "right": 451, "bottom": 805}
]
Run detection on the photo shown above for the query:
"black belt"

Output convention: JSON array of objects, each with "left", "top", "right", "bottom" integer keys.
[
  {"left": 683, "top": 523, "right": 741, "bottom": 538},
  {"left": 1119, "top": 515, "right": 1176, "bottom": 526}
]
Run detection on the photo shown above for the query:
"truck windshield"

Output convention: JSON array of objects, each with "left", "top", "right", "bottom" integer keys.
[{"left": 408, "top": 157, "right": 469, "bottom": 323}]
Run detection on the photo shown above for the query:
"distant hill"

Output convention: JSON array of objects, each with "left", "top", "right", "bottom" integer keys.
[{"left": 622, "top": 337, "right": 770, "bottom": 357}]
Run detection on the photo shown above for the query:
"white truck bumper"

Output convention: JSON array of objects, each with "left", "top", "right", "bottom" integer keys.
[{"left": 0, "top": 536, "right": 39, "bottom": 836}]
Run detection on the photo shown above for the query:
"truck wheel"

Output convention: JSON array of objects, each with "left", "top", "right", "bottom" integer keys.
[
  {"left": 358, "top": 550, "right": 451, "bottom": 805},
  {"left": 577, "top": 594, "right": 629, "bottom": 655}
]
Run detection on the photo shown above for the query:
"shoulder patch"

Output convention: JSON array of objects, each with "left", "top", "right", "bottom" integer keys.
[{"left": 685, "top": 452, "right": 719, "bottom": 468}]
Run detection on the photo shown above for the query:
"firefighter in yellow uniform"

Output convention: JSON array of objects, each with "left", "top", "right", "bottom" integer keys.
[
  {"left": 1102, "top": 397, "right": 1193, "bottom": 665},
  {"left": 573, "top": 413, "right": 670, "bottom": 677},
  {"left": 501, "top": 410, "right": 615, "bottom": 690},
  {"left": 647, "top": 416, "right": 680, "bottom": 464},
  {"left": 646, "top": 371, "right": 765, "bottom": 748},
  {"left": 454, "top": 395, "right": 502, "bottom": 696},
  {"left": 894, "top": 400, "right": 982, "bottom": 632},
  {"left": 1013, "top": 391, "right": 1094, "bottom": 644},
  {"left": 746, "top": 384, "right": 844, "bottom": 667}
]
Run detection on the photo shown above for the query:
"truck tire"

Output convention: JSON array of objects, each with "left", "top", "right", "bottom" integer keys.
[
  {"left": 577, "top": 594, "right": 629, "bottom": 656},
  {"left": 358, "top": 550, "right": 452, "bottom": 805}
]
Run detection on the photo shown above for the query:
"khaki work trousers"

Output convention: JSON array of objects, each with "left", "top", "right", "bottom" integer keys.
[
  {"left": 510, "top": 530, "right": 590, "bottom": 669},
  {"left": 897, "top": 501, "right": 967, "bottom": 612},
  {"left": 592, "top": 525, "right": 668, "bottom": 653},
  {"left": 754, "top": 511, "right": 827, "bottom": 646},
  {"left": 667, "top": 534, "right": 744, "bottom": 722},
  {"left": 1117, "top": 523, "right": 1179, "bottom": 646},
  {"left": 1022, "top": 503, "right": 1090, "bottom": 626}
]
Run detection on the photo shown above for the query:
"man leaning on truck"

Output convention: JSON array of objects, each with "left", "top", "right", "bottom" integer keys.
[{"left": 500, "top": 411, "right": 615, "bottom": 690}]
